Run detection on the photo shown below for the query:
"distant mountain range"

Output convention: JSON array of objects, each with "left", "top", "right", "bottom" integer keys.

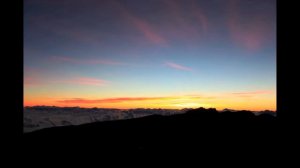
[{"left": 24, "top": 106, "right": 275, "bottom": 133}]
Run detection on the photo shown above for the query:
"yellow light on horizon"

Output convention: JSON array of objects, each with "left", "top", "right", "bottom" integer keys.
[{"left": 172, "top": 102, "right": 211, "bottom": 108}]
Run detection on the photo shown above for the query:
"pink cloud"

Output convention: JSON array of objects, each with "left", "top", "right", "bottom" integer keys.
[
  {"left": 227, "top": 0, "right": 271, "bottom": 52},
  {"left": 57, "top": 97, "right": 166, "bottom": 104},
  {"left": 131, "top": 17, "right": 167, "bottom": 45},
  {"left": 163, "top": 0, "right": 203, "bottom": 41},
  {"left": 190, "top": 1, "right": 208, "bottom": 35},
  {"left": 110, "top": 0, "right": 167, "bottom": 46},
  {"left": 56, "top": 94, "right": 216, "bottom": 104},
  {"left": 165, "top": 61, "right": 193, "bottom": 71},
  {"left": 24, "top": 67, "right": 44, "bottom": 87},
  {"left": 61, "top": 77, "right": 110, "bottom": 86},
  {"left": 231, "top": 90, "right": 273, "bottom": 97},
  {"left": 24, "top": 76, "right": 39, "bottom": 86},
  {"left": 24, "top": 66, "right": 110, "bottom": 87},
  {"left": 51, "top": 56, "right": 125, "bottom": 65}
]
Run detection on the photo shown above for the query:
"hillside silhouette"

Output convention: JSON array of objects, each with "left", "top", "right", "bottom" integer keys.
[{"left": 23, "top": 107, "right": 277, "bottom": 151}]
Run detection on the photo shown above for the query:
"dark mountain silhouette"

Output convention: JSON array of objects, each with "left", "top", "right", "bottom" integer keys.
[{"left": 23, "top": 107, "right": 277, "bottom": 152}]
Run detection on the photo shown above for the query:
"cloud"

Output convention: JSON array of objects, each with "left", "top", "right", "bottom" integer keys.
[
  {"left": 56, "top": 95, "right": 212, "bottom": 104},
  {"left": 231, "top": 90, "right": 273, "bottom": 97},
  {"left": 61, "top": 77, "right": 110, "bottom": 86},
  {"left": 190, "top": 1, "right": 208, "bottom": 35},
  {"left": 24, "top": 67, "right": 44, "bottom": 87},
  {"left": 57, "top": 97, "right": 167, "bottom": 104},
  {"left": 163, "top": 0, "right": 208, "bottom": 41},
  {"left": 24, "top": 76, "right": 39, "bottom": 86},
  {"left": 24, "top": 67, "right": 110, "bottom": 87},
  {"left": 165, "top": 61, "right": 193, "bottom": 71},
  {"left": 111, "top": 0, "right": 167, "bottom": 46},
  {"left": 51, "top": 56, "right": 125, "bottom": 65},
  {"left": 227, "top": 0, "right": 272, "bottom": 52},
  {"left": 130, "top": 17, "right": 167, "bottom": 45}
]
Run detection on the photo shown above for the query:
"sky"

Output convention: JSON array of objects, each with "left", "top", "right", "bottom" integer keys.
[{"left": 24, "top": 0, "right": 276, "bottom": 111}]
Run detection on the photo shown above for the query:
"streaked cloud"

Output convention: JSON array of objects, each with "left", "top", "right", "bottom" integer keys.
[
  {"left": 190, "top": 0, "right": 208, "bottom": 35},
  {"left": 131, "top": 17, "right": 167, "bottom": 45},
  {"left": 24, "top": 76, "right": 39, "bottom": 86},
  {"left": 164, "top": 61, "right": 193, "bottom": 71},
  {"left": 172, "top": 102, "right": 211, "bottom": 108},
  {"left": 52, "top": 56, "right": 125, "bottom": 65},
  {"left": 24, "top": 67, "right": 44, "bottom": 87},
  {"left": 24, "top": 66, "right": 110, "bottom": 87},
  {"left": 57, "top": 97, "right": 163, "bottom": 104},
  {"left": 227, "top": 0, "right": 273, "bottom": 52},
  {"left": 231, "top": 90, "right": 273, "bottom": 97},
  {"left": 57, "top": 95, "right": 209, "bottom": 104},
  {"left": 57, "top": 90, "right": 273, "bottom": 104},
  {"left": 60, "top": 77, "right": 110, "bottom": 86},
  {"left": 163, "top": 0, "right": 209, "bottom": 41},
  {"left": 111, "top": 0, "right": 167, "bottom": 45}
]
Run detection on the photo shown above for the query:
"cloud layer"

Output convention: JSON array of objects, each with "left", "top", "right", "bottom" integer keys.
[{"left": 57, "top": 95, "right": 208, "bottom": 104}]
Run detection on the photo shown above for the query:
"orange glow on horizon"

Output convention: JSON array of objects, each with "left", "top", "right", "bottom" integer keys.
[{"left": 24, "top": 93, "right": 276, "bottom": 111}]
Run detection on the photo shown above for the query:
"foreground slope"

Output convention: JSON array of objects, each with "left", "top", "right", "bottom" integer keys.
[{"left": 23, "top": 108, "right": 277, "bottom": 151}]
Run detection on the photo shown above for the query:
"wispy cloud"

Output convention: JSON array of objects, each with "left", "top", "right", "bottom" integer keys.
[
  {"left": 231, "top": 90, "right": 273, "bottom": 97},
  {"left": 24, "top": 67, "right": 110, "bottom": 87},
  {"left": 57, "top": 95, "right": 212, "bottom": 104},
  {"left": 163, "top": 0, "right": 209, "bottom": 41},
  {"left": 51, "top": 56, "right": 125, "bottom": 65},
  {"left": 60, "top": 77, "right": 110, "bottom": 86},
  {"left": 165, "top": 61, "right": 193, "bottom": 71},
  {"left": 227, "top": 0, "right": 272, "bottom": 52},
  {"left": 24, "top": 76, "right": 39, "bottom": 86},
  {"left": 57, "top": 97, "right": 167, "bottom": 104},
  {"left": 131, "top": 16, "right": 167, "bottom": 45},
  {"left": 111, "top": 0, "right": 167, "bottom": 46},
  {"left": 24, "top": 67, "right": 44, "bottom": 87},
  {"left": 190, "top": 0, "right": 208, "bottom": 35}
]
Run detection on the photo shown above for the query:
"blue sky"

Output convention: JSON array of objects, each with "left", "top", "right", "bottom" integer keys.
[{"left": 24, "top": 0, "right": 276, "bottom": 110}]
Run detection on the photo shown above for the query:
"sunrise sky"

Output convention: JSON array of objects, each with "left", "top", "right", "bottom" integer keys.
[{"left": 24, "top": 0, "right": 276, "bottom": 111}]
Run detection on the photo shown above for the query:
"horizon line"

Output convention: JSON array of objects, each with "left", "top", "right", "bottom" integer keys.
[{"left": 23, "top": 105, "right": 276, "bottom": 112}]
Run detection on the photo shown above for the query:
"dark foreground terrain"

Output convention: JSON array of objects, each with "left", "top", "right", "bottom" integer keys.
[{"left": 23, "top": 108, "right": 279, "bottom": 153}]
